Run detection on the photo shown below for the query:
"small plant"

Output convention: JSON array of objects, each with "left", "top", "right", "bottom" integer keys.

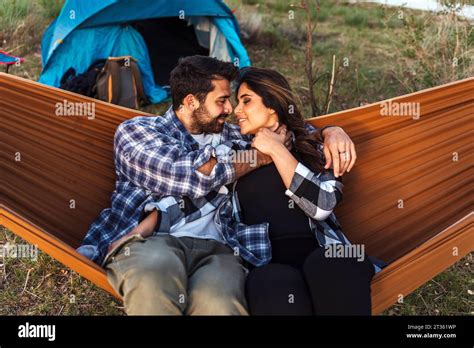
[
  {"left": 0, "top": 0, "right": 45, "bottom": 55},
  {"left": 397, "top": 4, "right": 473, "bottom": 91},
  {"left": 38, "top": 0, "right": 64, "bottom": 19},
  {"left": 0, "top": 0, "right": 31, "bottom": 32},
  {"left": 292, "top": 0, "right": 340, "bottom": 116}
]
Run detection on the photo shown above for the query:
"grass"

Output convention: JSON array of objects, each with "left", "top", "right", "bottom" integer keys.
[
  {"left": 0, "top": 0, "right": 472, "bottom": 315},
  {"left": 1, "top": 226, "right": 471, "bottom": 315},
  {"left": 38, "top": 0, "right": 63, "bottom": 19},
  {"left": 383, "top": 254, "right": 473, "bottom": 316},
  {"left": 229, "top": 1, "right": 410, "bottom": 114},
  {"left": 0, "top": 227, "right": 124, "bottom": 315}
]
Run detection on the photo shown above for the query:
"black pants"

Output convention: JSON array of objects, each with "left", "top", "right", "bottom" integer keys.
[{"left": 245, "top": 247, "right": 375, "bottom": 315}]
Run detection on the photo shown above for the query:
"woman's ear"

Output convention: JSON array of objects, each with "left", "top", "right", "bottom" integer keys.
[{"left": 267, "top": 108, "right": 279, "bottom": 124}]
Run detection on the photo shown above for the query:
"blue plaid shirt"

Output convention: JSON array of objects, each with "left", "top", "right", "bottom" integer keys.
[{"left": 79, "top": 107, "right": 272, "bottom": 266}]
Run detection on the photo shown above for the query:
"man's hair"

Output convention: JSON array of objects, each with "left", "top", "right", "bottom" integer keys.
[{"left": 169, "top": 55, "right": 238, "bottom": 110}]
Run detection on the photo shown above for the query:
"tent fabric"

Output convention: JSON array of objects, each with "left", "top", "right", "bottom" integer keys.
[
  {"left": 0, "top": 72, "right": 472, "bottom": 314},
  {"left": 133, "top": 18, "right": 209, "bottom": 87},
  {"left": 42, "top": 0, "right": 240, "bottom": 65},
  {"left": 40, "top": 24, "right": 168, "bottom": 103},
  {"left": 39, "top": 0, "right": 250, "bottom": 103}
]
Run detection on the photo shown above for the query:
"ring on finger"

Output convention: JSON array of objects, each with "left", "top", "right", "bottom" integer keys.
[{"left": 339, "top": 151, "right": 349, "bottom": 161}]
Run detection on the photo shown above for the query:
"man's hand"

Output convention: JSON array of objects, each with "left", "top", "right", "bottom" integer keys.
[
  {"left": 321, "top": 126, "right": 357, "bottom": 178},
  {"left": 107, "top": 210, "right": 159, "bottom": 254},
  {"left": 275, "top": 123, "right": 293, "bottom": 150},
  {"left": 197, "top": 157, "right": 217, "bottom": 176},
  {"left": 256, "top": 149, "right": 273, "bottom": 166}
]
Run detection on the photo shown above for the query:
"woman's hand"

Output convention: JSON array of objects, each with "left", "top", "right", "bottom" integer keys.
[{"left": 251, "top": 122, "right": 286, "bottom": 156}]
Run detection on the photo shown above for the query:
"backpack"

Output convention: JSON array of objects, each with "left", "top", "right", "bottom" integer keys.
[
  {"left": 59, "top": 59, "right": 106, "bottom": 97},
  {"left": 95, "top": 56, "right": 148, "bottom": 109}
]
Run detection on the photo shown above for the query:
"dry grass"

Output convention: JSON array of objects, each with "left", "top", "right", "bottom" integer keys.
[
  {"left": 0, "top": 227, "right": 124, "bottom": 315},
  {"left": 1, "top": 226, "right": 471, "bottom": 315}
]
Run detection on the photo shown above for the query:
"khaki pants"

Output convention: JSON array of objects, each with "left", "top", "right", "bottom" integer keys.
[{"left": 104, "top": 234, "right": 248, "bottom": 315}]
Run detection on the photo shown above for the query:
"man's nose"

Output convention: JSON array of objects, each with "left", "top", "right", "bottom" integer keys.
[{"left": 224, "top": 100, "right": 233, "bottom": 114}]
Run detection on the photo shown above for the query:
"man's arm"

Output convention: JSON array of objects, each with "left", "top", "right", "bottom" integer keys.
[
  {"left": 197, "top": 149, "right": 272, "bottom": 178},
  {"left": 115, "top": 118, "right": 236, "bottom": 199},
  {"left": 198, "top": 124, "right": 288, "bottom": 178},
  {"left": 320, "top": 126, "right": 357, "bottom": 177}
]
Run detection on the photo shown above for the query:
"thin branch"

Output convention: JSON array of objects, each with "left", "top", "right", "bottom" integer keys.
[
  {"left": 313, "top": 71, "right": 329, "bottom": 86},
  {"left": 21, "top": 268, "right": 33, "bottom": 296},
  {"left": 324, "top": 54, "right": 336, "bottom": 114}
]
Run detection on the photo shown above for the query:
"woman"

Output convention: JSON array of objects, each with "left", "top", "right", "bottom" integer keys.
[
  {"left": 232, "top": 67, "right": 379, "bottom": 315},
  {"left": 116, "top": 67, "right": 382, "bottom": 315}
]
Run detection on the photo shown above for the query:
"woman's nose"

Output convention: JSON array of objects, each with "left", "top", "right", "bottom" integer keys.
[{"left": 235, "top": 104, "right": 242, "bottom": 115}]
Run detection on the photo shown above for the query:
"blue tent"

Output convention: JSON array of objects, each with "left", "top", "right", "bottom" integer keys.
[{"left": 39, "top": 0, "right": 251, "bottom": 104}]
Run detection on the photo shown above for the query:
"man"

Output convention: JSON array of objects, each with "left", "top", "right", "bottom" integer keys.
[{"left": 78, "top": 56, "right": 356, "bottom": 315}]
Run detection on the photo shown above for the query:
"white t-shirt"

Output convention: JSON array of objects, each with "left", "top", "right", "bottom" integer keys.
[
  {"left": 190, "top": 132, "right": 222, "bottom": 148},
  {"left": 169, "top": 133, "right": 225, "bottom": 243}
]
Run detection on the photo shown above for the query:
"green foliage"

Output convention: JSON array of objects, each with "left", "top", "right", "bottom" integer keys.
[
  {"left": 38, "top": 0, "right": 64, "bottom": 19},
  {"left": 0, "top": 0, "right": 32, "bottom": 30}
]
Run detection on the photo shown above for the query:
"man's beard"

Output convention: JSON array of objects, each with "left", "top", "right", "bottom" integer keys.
[{"left": 190, "top": 104, "right": 228, "bottom": 134}]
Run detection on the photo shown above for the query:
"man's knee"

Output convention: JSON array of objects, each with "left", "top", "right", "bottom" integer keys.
[
  {"left": 187, "top": 288, "right": 248, "bottom": 315},
  {"left": 186, "top": 255, "right": 248, "bottom": 315},
  {"left": 106, "top": 237, "right": 187, "bottom": 314},
  {"left": 122, "top": 249, "right": 187, "bottom": 293}
]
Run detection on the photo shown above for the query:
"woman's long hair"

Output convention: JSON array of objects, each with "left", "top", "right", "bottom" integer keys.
[{"left": 236, "top": 67, "right": 324, "bottom": 173}]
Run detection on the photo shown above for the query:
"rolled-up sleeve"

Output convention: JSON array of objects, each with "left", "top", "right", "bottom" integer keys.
[
  {"left": 285, "top": 162, "right": 343, "bottom": 221},
  {"left": 114, "top": 118, "right": 236, "bottom": 199}
]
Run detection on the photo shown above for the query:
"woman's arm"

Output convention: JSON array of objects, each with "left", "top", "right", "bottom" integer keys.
[
  {"left": 267, "top": 143, "right": 298, "bottom": 188},
  {"left": 270, "top": 143, "right": 343, "bottom": 221},
  {"left": 252, "top": 128, "right": 343, "bottom": 221}
]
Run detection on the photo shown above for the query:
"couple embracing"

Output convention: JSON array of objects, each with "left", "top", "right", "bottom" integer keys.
[{"left": 78, "top": 55, "right": 384, "bottom": 315}]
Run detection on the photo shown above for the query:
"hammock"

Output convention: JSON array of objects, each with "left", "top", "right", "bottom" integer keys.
[{"left": 0, "top": 72, "right": 472, "bottom": 314}]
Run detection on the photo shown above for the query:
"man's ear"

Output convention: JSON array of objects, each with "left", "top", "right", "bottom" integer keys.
[{"left": 182, "top": 94, "right": 200, "bottom": 111}]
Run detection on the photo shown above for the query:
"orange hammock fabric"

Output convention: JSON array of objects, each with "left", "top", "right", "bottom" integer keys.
[{"left": 0, "top": 72, "right": 472, "bottom": 314}]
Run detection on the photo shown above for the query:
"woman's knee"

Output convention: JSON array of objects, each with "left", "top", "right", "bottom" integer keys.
[
  {"left": 246, "top": 264, "right": 312, "bottom": 315},
  {"left": 247, "top": 263, "right": 297, "bottom": 282},
  {"left": 303, "top": 247, "right": 375, "bottom": 282},
  {"left": 246, "top": 263, "right": 303, "bottom": 295},
  {"left": 302, "top": 248, "right": 374, "bottom": 315}
]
